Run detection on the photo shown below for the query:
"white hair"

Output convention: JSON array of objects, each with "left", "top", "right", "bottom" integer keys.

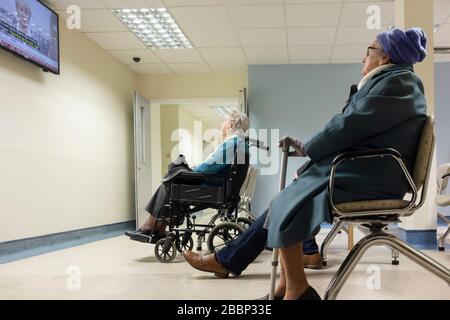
[
  {"left": 16, "top": 0, "right": 31, "bottom": 9},
  {"left": 227, "top": 111, "right": 249, "bottom": 134}
]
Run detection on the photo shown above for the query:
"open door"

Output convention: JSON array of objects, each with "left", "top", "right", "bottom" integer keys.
[
  {"left": 239, "top": 87, "right": 248, "bottom": 116},
  {"left": 133, "top": 92, "right": 152, "bottom": 229}
]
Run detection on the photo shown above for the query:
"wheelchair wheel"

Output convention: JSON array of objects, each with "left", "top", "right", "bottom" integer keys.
[
  {"left": 237, "top": 217, "right": 253, "bottom": 230},
  {"left": 154, "top": 238, "right": 177, "bottom": 263},
  {"left": 207, "top": 222, "right": 244, "bottom": 253},
  {"left": 175, "top": 235, "right": 194, "bottom": 253}
]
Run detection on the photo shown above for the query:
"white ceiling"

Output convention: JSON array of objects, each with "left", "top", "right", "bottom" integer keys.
[
  {"left": 179, "top": 104, "right": 223, "bottom": 128},
  {"left": 45, "top": 0, "right": 450, "bottom": 74}
]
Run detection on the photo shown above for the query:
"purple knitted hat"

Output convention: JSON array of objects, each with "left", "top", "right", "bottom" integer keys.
[{"left": 377, "top": 27, "right": 427, "bottom": 64}]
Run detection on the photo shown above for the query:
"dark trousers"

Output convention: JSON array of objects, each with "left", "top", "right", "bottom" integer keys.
[{"left": 216, "top": 209, "right": 320, "bottom": 276}]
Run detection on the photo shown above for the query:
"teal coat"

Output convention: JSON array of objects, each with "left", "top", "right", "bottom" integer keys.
[
  {"left": 267, "top": 64, "right": 427, "bottom": 248},
  {"left": 194, "top": 135, "right": 246, "bottom": 175}
]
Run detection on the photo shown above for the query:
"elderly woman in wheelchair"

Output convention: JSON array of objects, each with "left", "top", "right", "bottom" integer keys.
[{"left": 125, "top": 111, "right": 256, "bottom": 262}]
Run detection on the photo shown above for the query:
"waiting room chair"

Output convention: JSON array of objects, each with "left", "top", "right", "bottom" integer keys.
[
  {"left": 324, "top": 115, "right": 450, "bottom": 299},
  {"left": 436, "top": 163, "right": 450, "bottom": 251}
]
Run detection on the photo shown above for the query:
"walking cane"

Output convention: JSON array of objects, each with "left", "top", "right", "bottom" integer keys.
[{"left": 269, "top": 138, "right": 290, "bottom": 300}]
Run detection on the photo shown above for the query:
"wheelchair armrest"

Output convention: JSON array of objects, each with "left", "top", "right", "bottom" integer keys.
[
  {"left": 167, "top": 172, "right": 227, "bottom": 188},
  {"left": 170, "top": 172, "right": 224, "bottom": 180},
  {"left": 328, "top": 148, "right": 417, "bottom": 217}
]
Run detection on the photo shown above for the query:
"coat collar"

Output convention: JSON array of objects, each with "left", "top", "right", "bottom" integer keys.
[{"left": 357, "top": 64, "right": 414, "bottom": 91}]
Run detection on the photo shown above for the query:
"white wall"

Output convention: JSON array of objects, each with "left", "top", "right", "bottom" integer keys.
[
  {"left": 138, "top": 72, "right": 247, "bottom": 99},
  {"left": 0, "top": 24, "right": 138, "bottom": 242}
]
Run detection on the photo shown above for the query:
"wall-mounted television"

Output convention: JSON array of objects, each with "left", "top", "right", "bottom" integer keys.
[{"left": 0, "top": 0, "right": 59, "bottom": 74}]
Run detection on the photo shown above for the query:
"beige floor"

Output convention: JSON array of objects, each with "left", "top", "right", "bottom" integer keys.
[{"left": 0, "top": 227, "right": 449, "bottom": 300}]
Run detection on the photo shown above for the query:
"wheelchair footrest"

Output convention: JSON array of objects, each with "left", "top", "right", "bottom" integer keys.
[{"left": 129, "top": 233, "right": 165, "bottom": 244}]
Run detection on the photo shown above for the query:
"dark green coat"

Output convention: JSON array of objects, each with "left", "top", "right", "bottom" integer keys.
[{"left": 267, "top": 64, "right": 427, "bottom": 248}]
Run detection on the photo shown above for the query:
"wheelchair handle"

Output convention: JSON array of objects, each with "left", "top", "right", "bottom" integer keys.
[
  {"left": 442, "top": 173, "right": 450, "bottom": 180},
  {"left": 246, "top": 137, "right": 270, "bottom": 151}
]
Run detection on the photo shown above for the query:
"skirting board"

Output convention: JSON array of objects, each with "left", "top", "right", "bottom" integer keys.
[{"left": 0, "top": 221, "right": 135, "bottom": 265}]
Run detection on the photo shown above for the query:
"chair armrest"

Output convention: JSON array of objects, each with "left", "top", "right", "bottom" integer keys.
[
  {"left": 331, "top": 148, "right": 402, "bottom": 165},
  {"left": 328, "top": 148, "right": 418, "bottom": 217}
]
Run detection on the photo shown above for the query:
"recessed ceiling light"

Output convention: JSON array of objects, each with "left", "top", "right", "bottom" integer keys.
[{"left": 112, "top": 8, "right": 193, "bottom": 49}]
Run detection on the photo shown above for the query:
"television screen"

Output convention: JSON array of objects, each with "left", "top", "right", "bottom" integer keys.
[{"left": 0, "top": 0, "right": 59, "bottom": 74}]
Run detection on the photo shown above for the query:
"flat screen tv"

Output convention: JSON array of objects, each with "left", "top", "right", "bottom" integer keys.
[{"left": 0, "top": 0, "right": 59, "bottom": 74}]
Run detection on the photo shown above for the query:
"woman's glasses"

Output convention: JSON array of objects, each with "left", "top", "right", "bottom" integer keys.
[{"left": 366, "top": 46, "right": 381, "bottom": 57}]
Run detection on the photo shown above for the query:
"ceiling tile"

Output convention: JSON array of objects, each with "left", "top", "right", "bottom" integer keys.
[
  {"left": 185, "top": 29, "right": 240, "bottom": 47},
  {"left": 237, "top": 28, "right": 287, "bottom": 47},
  {"left": 224, "top": 0, "right": 284, "bottom": 4},
  {"left": 435, "top": 23, "right": 450, "bottom": 44},
  {"left": 86, "top": 32, "right": 147, "bottom": 50},
  {"left": 78, "top": 9, "right": 128, "bottom": 32},
  {"left": 169, "top": 6, "right": 233, "bottom": 29},
  {"left": 435, "top": 55, "right": 450, "bottom": 63},
  {"left": 168, "top": 63, "right": 212, "bottom": 73},
  {"left": 289, "top": 60, "right": 329, "bottom": 64},
  {"left": 289, "top": 46, "right": 332, "bottom": 61},
  {"left": 198, "top": 47, "right": 245, "bottom": 62},
  {"left": 247, "top": 60, "right": 288, "bottom": 65},
  {"left": 101, "top": 0, "right": 165, "bottom": 8},
  {"left": 228, "top": 5, "right": 285, "bottom": 28},
  {"left": 164, "top": 0, "right": 225, "bottom": 6},
  {"left": 435, "top": 1, "right": 450, "bottom": 25},
  {"left": 331, "top": 44, "right": 366, "bottom": 62},
  {"left": 335, "top": 26, "right": 389, "bottom": 45},
  {"left": 340, "top": 1, "right": 394, "bottom": 27},
  {"left": 286, "top": 0, "right": 342, "bottom": 3},
  {"left": 109, "top": 49, "right": 161, "bottom": 64},
  {"left": 288, "top": 27, "right": 336, "bottom": 45},
  {"left": 129, "top": 63, "right": 173, "bottom": 74},
  {"left": 244, "top": 47, "right": 288, "bottom": 62},
  {"left": 44, "top": 0, "right": 105, "bottom": 9},
  {"left": 208, "top": 62, "right": 248, "bottom": 72},
  {"left": 331, "top": 60, "right": 362, "bottom": 64},
  {"left": 286, "top": 4, "right": 342, "bottom": 27},
  {"left": 154, "top": 48, "right": 204, "bottom": 62}
]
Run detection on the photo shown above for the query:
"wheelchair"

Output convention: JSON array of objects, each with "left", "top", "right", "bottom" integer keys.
[{"left": 153, "top": 138, "right": 268, "bottom": 263}]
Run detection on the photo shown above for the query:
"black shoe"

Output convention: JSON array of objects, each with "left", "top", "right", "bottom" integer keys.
[
  {"left": 296, "top": 286, "right": 321, "bottom": 300},
  {"left": 256, "top": 294, "right": 283, "bottom": 301}
]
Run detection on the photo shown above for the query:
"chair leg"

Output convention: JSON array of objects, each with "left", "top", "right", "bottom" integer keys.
[
  {"left": 347, "top": 225, "right": 355, "bottom": 250},
  {"left": 320, "top": 220, "right": 344, "bottom": 266},
  {"left": 391, "top": 249, "right": 400, "bottom": 265},
  {"left": 325, "top": 232, "right": 450, "bottom": 300},
  {"left": 438, "top": 212, "right": 450, "bottom": 225},
  {"left": 438, "top": 224, "right": 450, "bottom": 251}
]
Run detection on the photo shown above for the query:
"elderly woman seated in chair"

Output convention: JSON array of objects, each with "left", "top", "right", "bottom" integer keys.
[
  {"left": 126, "top": 110, "right": 249, "bottom": 243},
  {"left": 262, "top": 27, "right": 429, "bottom": 300}
]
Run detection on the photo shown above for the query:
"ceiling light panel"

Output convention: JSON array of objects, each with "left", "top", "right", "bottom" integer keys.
[{"left": 112, "top": 8, "right": 193, "bottom": 49}]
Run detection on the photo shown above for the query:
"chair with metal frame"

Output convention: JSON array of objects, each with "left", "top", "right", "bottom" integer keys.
[
  {"left": 269, "top": 116, "right": 450, "bottom": 299},
  {"left": 324, "top": 115, "right": 450, "bottom": 299},
  {"left": 436, "top": 163, "right": 450, "bottom": 251}
]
